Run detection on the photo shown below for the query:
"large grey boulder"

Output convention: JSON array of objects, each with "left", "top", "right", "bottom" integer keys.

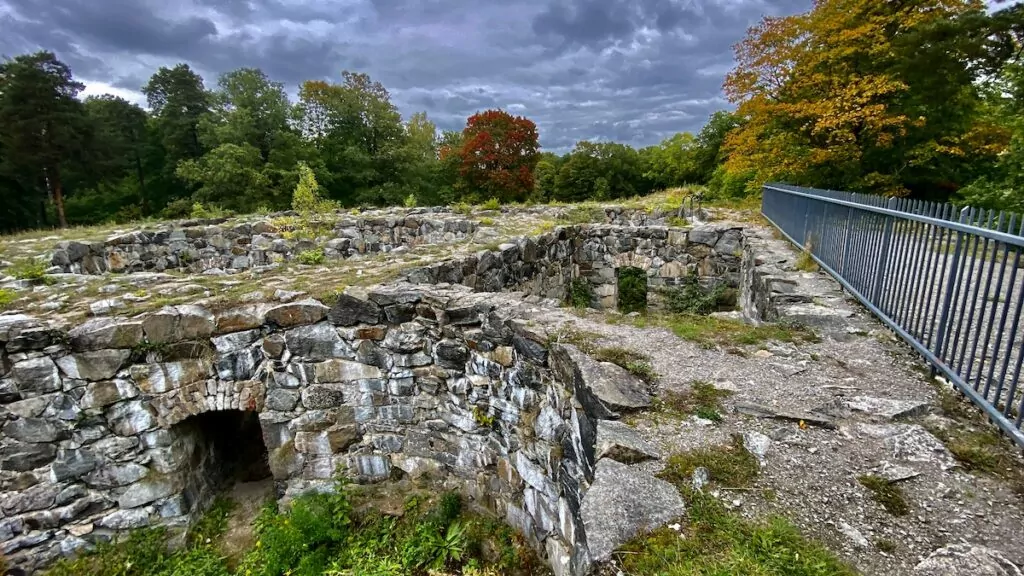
[
  {"left": 285, "top": 322, "right": 352, "bottom": 361},
  {"left": 595, "top": 420, "right": 661, "bottom": 464},
  {"left": 55, "top": 349, "right": 131, "bottom": 381},
  {"left": 265, "top": 299, "right": 329, "bottom": 328},
  {"left": 68, "top": 318, "right": 144, "bottom": 351},
  {"left": 11, "top": 356, "right": 61, "bottom": 396},
  {"left": 328, "top": 294, "right": 381, "bottom": 326},
  {"left": 580, "top": 458, "right": 685, "bottom": 563},
  {"left": 551, "top": 344, "right": 651, "bottom": 419},
  {"left": 914, "top": 544, "right": 1022, "bottom": 576},
  {"left": 142, "top": 305, "right": 215, "bottom": 343}
]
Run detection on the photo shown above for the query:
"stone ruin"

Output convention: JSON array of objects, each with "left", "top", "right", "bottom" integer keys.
[{"left": 0, "top": 210, "right": 761, "bottom": 575}]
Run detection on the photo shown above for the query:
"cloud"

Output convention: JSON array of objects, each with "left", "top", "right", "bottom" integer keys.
[{"left": 0, "top": 0, "right": 813, "bottom": 152}]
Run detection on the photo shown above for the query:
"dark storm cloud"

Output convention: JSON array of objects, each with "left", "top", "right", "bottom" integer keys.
[{"left": 0, "top": 0, "right": 813, "bottom": 151}]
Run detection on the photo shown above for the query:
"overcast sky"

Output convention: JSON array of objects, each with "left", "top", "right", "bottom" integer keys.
[{"left": 0, "top": 0, "right": 867, "bottom": 152}]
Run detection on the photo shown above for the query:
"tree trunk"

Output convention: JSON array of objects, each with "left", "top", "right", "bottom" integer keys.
[
  {"left": 134, "top": 150, "right": 148, "bottom": 214},
  {"left": 49, "top": 163, "right": 68, "bottom": 228}
]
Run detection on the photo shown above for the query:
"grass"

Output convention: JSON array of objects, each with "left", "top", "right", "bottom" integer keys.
[
  {"left": 8, "top": 257, "right": 55, "bottom": 284},
  {"left": 857, "top": 475, "right": 910, "bottom": 516},
  {"left": 45, "top": 481, "right": 538, "bottom": 576},
  {"left": 0, "top": 288, "right": 17, "bottom": 309},
  {"left": 658, "top": 314, "right": 818, "bottom": 350},
  {"left": 592, "top": 346, "right": 658, "bottom": 383},
  {"left": 656, "top": 381, "right": 733, "bottom": 422},
  {"left": 928, "top": 383, "right": 1024, "bottom": 494},
  {"left": 621, "top": 438, "right": 857, "bottom": 576},
  {"left": 556, "top": 204, "right": 605, "bottom": 225},
  {"left": 658, "top": 434, "right": 760, "bottom": 490},
  {"left": 618, "top": 492, "right": 857, "bottom": 576},
  {"left": 794, "top": 249, "right": 820, "bottom": 273}
]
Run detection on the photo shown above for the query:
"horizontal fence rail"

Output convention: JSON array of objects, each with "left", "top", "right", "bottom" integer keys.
[{"left": 762, "top": 183, "right": 1024, "bottom": 447}]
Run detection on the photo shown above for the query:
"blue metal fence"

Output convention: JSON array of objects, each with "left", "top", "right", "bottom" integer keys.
[{"left": 762, "top": 183, "right": 1024, "bottom": 446}]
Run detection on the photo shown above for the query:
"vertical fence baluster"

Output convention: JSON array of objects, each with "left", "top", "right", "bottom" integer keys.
[
  {"left": 971, "top": 213, "right": 1009, "bottom": 393},
  {"left": 933, "top": 208, "right": 971, "bottom": 364}
]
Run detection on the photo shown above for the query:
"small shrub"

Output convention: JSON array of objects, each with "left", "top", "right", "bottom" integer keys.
[
  {"left": 666, "top": 215, "right": 689, "bottom": 227},
  {"left": 451, "top": 202, "right": 472, "bottom": 215},
  {"left": 480, "top": 198, "right": 500, "bottom": 211},
  {"left": 567, "top": 278, "right": 593, "bottom": 309},
  {"left": 298, "top": 249, "right": 326, "bottom": 265},
  {"left": 478, "top": 217, "right": 495, "bottom": 226},
  {"left": 858, "top": 475, "right": 910, "bottom": 516},
  {"left": 620, "top": 489, "right": 857, "bottom": 576},
  {"left": 9, "top": 258, "right": 50, "bottom": 282},
  {"left": 403, "top": 194, "right": 417, "bottom": 208},
  {"left": 472, "top": 406, "right": 495, "bottom": 428},
  {"left": 616, "top": 267, "right": 647, "bottom": 314},
  {"left": 0, "top": 288, "right": 18, "bottom": 309},
  {"left": 662, "top": 271, "right": 727, "bottom": 315}
]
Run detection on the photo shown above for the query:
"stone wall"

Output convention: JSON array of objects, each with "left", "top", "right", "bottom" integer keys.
[
  {"left": 49, "top": 214, "right": 478, "bottom": 275},
  {"left": 403, "top": 223, "right": 744, "bottom": 310},
  {"left": 0, "top": 284, "right": 669, "bottom": 575}
]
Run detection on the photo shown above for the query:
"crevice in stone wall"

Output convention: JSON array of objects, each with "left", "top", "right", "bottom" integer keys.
[{"left": 615, "top": 267, "right": 647, "bottom": 314}]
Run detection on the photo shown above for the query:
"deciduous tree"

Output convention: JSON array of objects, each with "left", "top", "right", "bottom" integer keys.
[{"left": 451, "top": 109, "right": 539, "bottom": 202}]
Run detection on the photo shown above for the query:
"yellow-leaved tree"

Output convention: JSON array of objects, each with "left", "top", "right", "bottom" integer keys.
[{"left": 720, "top": 0, "right": 1008, "bottom": 197}]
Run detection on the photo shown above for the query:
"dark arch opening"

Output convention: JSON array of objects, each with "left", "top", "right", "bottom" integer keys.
[{"left": 172, "top": 410, "right": 272, "bottom": 517}]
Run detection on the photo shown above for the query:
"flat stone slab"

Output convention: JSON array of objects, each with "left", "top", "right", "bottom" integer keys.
[
  {"left": 580, "top": 458, "right": 685, "bottom": 563},
  {"left": 845, "top": 396, "right": 930, "bottom": 420},
  {"left": 857, "top": 423, "right": 957, "bottom": 470},
  {"left": 551, "top": 344, "right": 651, "bottom": 418},
  {"left": 914, "top": 543, "right": 1022, "bottom": 576},
  {"left": 595, "top": 420, "right": 661, "bottom": 464}
]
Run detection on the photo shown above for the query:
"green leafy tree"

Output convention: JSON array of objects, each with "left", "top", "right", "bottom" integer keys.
[
  {"left": 175, "top": 143, "right": 271, "bottom": 211},
  {"left": 143, "top": 64, "right": 210, "bottom": 204},
  {"left": 83, "top": 95, "right": 151, "bottom": 212},
  {"left": 297, "top": 72, "right": 407, "bottom": 205},
  {"left": 0, "top": 51, "right": 89, "bottom": 228},
  {"left": 555, "top": 141, "right": 649, "bottom": 201}
]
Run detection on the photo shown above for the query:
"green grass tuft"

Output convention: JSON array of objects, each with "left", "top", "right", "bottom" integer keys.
[
  {"left": 658, "top": 435, "right": 760, "bottom": 490},
  {"left": 857, "top": 475, "right": 910, "bottom": 516},
  {"left": 592, "top": 346, "right": 657, "bottom": 383},
  {"left": 620, "top": 487, "right": 856, "bottom": 576}
]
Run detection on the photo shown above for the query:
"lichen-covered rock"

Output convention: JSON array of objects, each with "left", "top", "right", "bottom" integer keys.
[
  {"left": 265, "top": 299, "right": 329, "bottom": 328},
  {"left": 328, "top": 294, "right": 381, "bottom": 326},
  {"left": 313, "top": 359, "right": 382, "bottom": 382},
  {"left": 142, "top": 306, "right": 216, "bottom": 343},
  {"left": 594, "top": 420, "right": 660, "bottom": 464},
  {"left": 914, "top": 544, "right": 1022, "bottom": 576},
  {"left": 68, "top": 318, "right": 144, "bottom": 351},
  {"left": 550, "top": 344, "right": 651, "bottom": 419},
  {"left": 579, "top": 458, "right": 685, "bottom": 563},
  {"left": 11, "top": 357, "right": 61, "bottom": 396},
  {"left": 55, "top": 349, "right": 131, "bottom": 381}
]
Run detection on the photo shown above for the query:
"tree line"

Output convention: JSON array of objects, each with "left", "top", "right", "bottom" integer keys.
[{"left": 1, "top": 0, "right": 1022, "bottom": 233}]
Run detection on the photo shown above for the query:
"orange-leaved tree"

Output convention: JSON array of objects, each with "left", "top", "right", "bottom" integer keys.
[
  {"left": 445, "top": 109, "right": 540, "bottom": 203},
  {"left": 721, "top": 0, "right": 1007, "bottom": 197}
]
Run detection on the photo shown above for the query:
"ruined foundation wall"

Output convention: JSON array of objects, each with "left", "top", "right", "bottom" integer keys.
[{"left": 0, "top": 286, "right": 603, "bottom": 575}]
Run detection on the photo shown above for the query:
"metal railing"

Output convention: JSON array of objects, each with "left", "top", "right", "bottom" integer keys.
[{"left": 762, "top": 183, "right": 1024, "bottom": 447}]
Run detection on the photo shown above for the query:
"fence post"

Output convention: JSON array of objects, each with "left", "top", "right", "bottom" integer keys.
[
  {"left": 933, "top": 207, "right": 971, "bottom": 362},
  {"left": 870, "top": 198, "right": 899, "bottom": 303}
]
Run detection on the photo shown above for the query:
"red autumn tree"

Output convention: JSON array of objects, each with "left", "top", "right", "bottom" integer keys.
[{"left": 448, "top": 109, "right": 540, "bottom": 203}]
